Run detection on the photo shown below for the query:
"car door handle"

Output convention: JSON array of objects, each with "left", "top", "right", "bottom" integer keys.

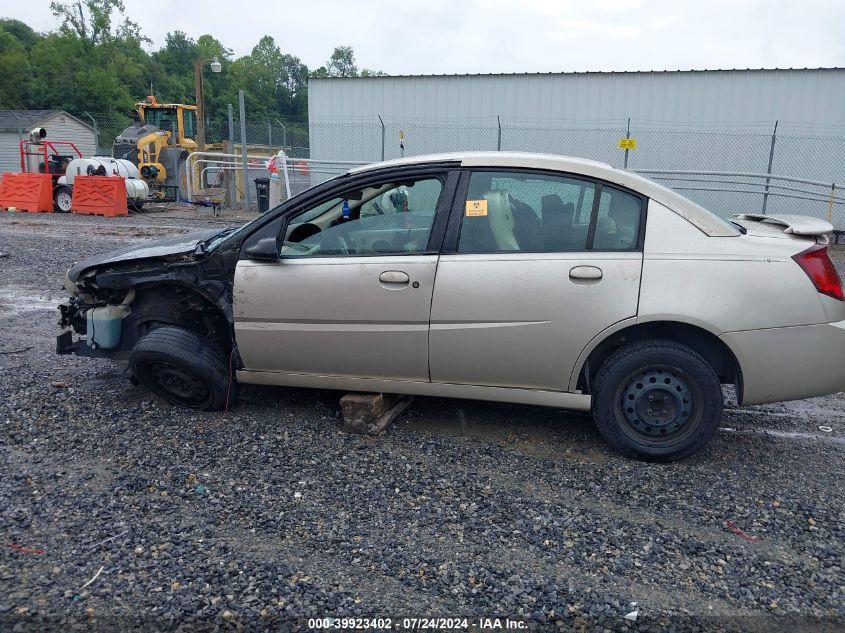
[
  {"left": 379, "top": 270, "right": 410, "bottom": 284},
  {"left": 569, "top": 265, "right": 603, "bottom": 281}
]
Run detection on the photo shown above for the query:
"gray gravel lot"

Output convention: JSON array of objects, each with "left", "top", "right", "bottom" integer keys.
[{"left": 1, "top": 211, "right": 844, "bottom": 632}]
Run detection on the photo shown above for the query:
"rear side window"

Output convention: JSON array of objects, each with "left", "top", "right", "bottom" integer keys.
[
  {"left": 457, "top": 171, "right": 642, "bottom": 253},
  {"left": 593, "top": 187, "right": 642, "bottom": 251}
]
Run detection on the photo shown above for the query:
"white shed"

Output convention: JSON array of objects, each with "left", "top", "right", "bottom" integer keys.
[{"left": 0, "top": 110, "right": 97, "bottom": 174}]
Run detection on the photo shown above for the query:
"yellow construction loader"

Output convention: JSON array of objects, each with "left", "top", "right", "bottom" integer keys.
[{"left": 112, "top": 96, "right": 198, "bottom": 202}]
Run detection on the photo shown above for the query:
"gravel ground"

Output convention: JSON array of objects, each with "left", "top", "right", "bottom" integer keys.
[{"left": 1, "top": 211, "right": 844, "bottom": 632}]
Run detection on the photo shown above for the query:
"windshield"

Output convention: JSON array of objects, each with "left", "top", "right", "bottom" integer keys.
[
  {"left": 144, "top": 107, "right": 179, "bottom": 134},
  {"left": 203, "top": 173, "right": 348, "bottom": 252}
]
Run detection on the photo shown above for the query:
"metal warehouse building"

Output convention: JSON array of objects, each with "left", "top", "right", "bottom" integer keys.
[
  {"left": 0, "top": 110, "right": 97, "bottom": 174},
  {"left": 308, "top": 68, "right": 845, "bottom": 223}
]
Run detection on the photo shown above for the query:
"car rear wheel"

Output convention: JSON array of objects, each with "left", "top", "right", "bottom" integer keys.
[
  {"left": 129, "top": 326, "right": 234, "bottom": 410},
  {"left": 591, "top": 340, "right": 722, "bottom": 461}
]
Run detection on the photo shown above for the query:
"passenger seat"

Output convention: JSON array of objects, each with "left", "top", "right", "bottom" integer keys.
[{"left": 541, "top": 194, "right": 574, "bottom": 251}]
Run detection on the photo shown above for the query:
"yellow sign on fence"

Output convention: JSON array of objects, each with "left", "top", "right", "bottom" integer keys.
[{"left": 618, "top": 138, "right": 637, "bottom": 150}]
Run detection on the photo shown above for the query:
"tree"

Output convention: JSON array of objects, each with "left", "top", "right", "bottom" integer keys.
[
  {"left": 311, "top": 46, "right": 386, "bottom": 79},
  {"left": 0, "top": 31, "right": 32, "bottom": 108},
  {"left": 325, "top": 46, "right": 357, "bottom": 77},
  {"left": 50, "top": 0, "right": 126, "bottom": 46}
]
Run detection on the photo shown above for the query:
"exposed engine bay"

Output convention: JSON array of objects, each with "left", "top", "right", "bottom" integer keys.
[{"left": 57, "top": 229, "right": 240, "bottom": 363}]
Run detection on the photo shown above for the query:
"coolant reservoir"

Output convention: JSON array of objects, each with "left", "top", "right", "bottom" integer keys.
[{"left": 86, "top": 304, "right": 130, "bottom": 349}]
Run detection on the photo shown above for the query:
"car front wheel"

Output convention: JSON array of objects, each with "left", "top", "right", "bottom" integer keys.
[
  {"left": 591, "top": 340, "right": 723, "bottom": 461},
  {"left": 129, "top": 326, "right": 234, "bottom": 410}
]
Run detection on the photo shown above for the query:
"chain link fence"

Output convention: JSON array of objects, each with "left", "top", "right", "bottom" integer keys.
[{"left": 77, "top": 111, "right": 845, "bottom": 225}]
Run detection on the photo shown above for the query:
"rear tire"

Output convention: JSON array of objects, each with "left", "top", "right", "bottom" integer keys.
[
  {"left": 53, "top": 185, "right": 73, "bottom": 212},
  {"left": 591, "top": 340, "right": 722, "bottom": 462},
  {"left": 129, "top": 326, "right": 234, "bottom": 411}
]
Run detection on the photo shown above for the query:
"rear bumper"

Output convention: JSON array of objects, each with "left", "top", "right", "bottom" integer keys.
[{"left": 722, "top": 319, "right": 845, "bottom": 405}]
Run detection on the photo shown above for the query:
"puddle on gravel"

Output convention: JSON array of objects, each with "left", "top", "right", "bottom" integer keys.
[
  {"left": 0, "top": 285, "right": 60, "bottom": 316},
  {"left": 720, "top": 426, "right": 845, "bottom": 446}
]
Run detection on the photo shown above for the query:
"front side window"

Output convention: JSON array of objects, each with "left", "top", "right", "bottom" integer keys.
[
  {"left": 457, "top": 171, "right": 641, "bottom": 253},
  {"left": 280, "top": 178, "right": 443, "bottom": 257}
]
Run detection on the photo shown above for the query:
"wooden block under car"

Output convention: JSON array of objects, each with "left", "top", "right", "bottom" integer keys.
[{"left": 340, "top": 392, "right": 414, "bottom": 436}]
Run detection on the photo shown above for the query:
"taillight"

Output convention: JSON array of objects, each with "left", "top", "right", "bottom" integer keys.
[{"left": 792, "top": 243, "right": 844, "bottom": 301}]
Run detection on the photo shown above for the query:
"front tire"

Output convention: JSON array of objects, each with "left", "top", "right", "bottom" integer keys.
[
  {"left": 591, "top": 340, "right": 722, "bottom": 462},
  {"left": 129, "top": 326, "right": 234, "bottom": 410},
  {"left": 53, "top": 185, "right": 73, "bottom": 212}
]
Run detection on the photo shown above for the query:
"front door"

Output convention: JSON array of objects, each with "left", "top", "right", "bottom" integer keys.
[
  {"left": 429, "top": 169, "right": 645, "bottom": 391},
  {"left": 235, "top": 173, "right": 451, "bottom": 381}
]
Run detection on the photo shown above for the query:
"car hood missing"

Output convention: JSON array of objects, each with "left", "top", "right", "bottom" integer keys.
[{"left": 67, "top": 228, "right": 223, "bottom": 281}]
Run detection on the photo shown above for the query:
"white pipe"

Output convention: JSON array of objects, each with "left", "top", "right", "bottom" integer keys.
[
  {"left": 186, "top": 151, "right": 274, "bottom": 199},
  {"left": 281, "top": 152, "right": 291, "bottom": 198}
]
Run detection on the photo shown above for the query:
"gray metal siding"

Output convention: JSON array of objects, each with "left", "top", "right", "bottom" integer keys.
[
  {"left": 309, "top": 69, "right": 845, "bottom": 129},
  {"left": 41, "top": 113, "right": 97, "bottom": 158},
  {"left": 307, "top": 69, "right": 845, "bottom": 226},
  {"left": 0, "top": 131, "right": 22, "bottom": 173}
]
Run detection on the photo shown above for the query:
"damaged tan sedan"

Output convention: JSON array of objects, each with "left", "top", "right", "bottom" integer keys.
[{"left": 58, "top": 153, "right": 845, "bottom": 460}]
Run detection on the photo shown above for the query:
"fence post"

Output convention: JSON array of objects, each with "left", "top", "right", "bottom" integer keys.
[
  {"left": 497, "top": 115, "right": 502, "bottom": 151},
  {"left": 378, "top": 114, "right": 385, "bottom": 161},
  {"left": 623, "top": 117, "right": 631, "bottom": 169},
  {"left": 239, "top": 90, "right": 250, "bottom": 211},
  {"left": 83, "top": 111, "right": 99, "bottom": 153},
  {"left": 762, "top": 120, "right": 778, "bottom": 214},
  {"left": 225, "top": 103, "right": 235, "bottom": 207},
  {"left": 227, "top": 103, "right": 234, "bottom": 145},
  {"left": 828, "top": 183, "right": 836, "bottom": 225},
  {"left": 266, "top": 115, "right": 272, "bottom": 150},
  {"left": 275, "top": 119, "right": 287, "bottom": 153}
]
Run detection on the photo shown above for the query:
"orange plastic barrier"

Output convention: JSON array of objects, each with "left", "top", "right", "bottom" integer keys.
[
  {"left": 0, "top": 172, "right": 54, "bottom": 212},
  {"left": 71, "top": 176, "right": 128, "bottom": 217}
]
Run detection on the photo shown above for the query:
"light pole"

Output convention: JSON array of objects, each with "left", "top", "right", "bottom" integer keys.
[{"left": 194, "top": 56, "right": 222, "bottom": 150}]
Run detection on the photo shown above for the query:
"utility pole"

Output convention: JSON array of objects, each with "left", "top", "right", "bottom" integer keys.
[
  {"left": 194, "top": 60, "right": 205, "bottom": 150},
  {"left": 239, "top": 90, "right": 250, "bottom": 210},
  {"left": 762, "top": 120, "right": 778, "bottom": 214}
]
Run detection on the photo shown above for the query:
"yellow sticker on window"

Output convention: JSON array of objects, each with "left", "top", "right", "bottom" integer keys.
[{"left": 465, "top": 199, "right": 488, "bottom": 216}]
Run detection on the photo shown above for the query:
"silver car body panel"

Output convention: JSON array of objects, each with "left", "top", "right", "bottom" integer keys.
[
  {"left": 723, "top": 320, "right": 845, "bottom": 404},
  {"left": 235, "top": 369, "right": 592, "bottom": 411},
  {"left": 234, "top": 255, "right": 438, "bottom": 381},
  {"left": 429, "top": 251, "right": 641, "bottom": 391},
  {"left": 232, "top": 154, "right": 845, "bottom": 410}
]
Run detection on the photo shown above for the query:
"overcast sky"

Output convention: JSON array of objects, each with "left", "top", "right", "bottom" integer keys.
[{"left": 5, "top": 0, "right": 845, "bottom": 74}]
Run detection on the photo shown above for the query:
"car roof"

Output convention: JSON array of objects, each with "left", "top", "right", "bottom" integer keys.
[{"left": 348, "top": 152, "right": 738, "bottom": 237}]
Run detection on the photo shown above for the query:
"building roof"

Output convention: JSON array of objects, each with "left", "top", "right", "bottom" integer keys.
[
  {"left": 349, "top": 151, "right": 738, "bottom": 237},
  {"left": 311, "top": 67, "right": 845, "bottom": 80},
  {"left": 0, "top": 110, "right": 94, "bottom": 133}
]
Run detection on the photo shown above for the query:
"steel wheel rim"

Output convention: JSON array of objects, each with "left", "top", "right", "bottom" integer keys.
[
  {"left": 56, "top": 191, "right": 72, "bottom": 211},
  {"left": 614, "top": 365, "right": 700, "bottom": 446},
  {"left": 143, "top": 361, "right": 211, "bottom": 408}
]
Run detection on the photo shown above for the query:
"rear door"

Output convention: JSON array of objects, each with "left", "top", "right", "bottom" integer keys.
[{"left": 429, "top": 169, "right": 645, "bottom": 391}]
